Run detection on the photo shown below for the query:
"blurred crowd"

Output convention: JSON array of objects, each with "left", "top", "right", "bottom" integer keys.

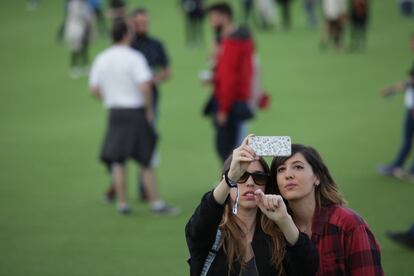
[{"left": 26, "top": 0, "right": 413, "bottom": 256}]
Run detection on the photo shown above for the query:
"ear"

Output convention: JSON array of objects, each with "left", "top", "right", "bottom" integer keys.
[{"left": 313, "top": 175, "right": 320, "bottom": 186}]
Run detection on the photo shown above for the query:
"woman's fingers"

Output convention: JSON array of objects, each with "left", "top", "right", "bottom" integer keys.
[
  {"left": 254, "top": 190, "right": 265, "bottom": 208},
  {"left": 266, "top": 196, "right": 276, "bottom": 212},
  {"left": 241, "top": 134, "right": 255, "bottom": 147},
  {"left": 261, "top": 195, "right": 272, "bottom": 210},
  {"left": 271, "top": 196, "right": 280, "bottom": 209},
  {"left": 240, "top": 144, "right": 256, "bottom": 156},
  {"left": 254, "top": 189, "right": 264, "bottom": 196},
  {"left": 254, "top": 189, "right": 264, "bottom": 204},
  {"left": 237, "top": 157, "right": 256, "bottom": 163},
  {"left": 257, "top": 195, "right": 284, "bottom": 212},
  {"left": 234, "top": 149, "right": 256, "bottom": 162}
]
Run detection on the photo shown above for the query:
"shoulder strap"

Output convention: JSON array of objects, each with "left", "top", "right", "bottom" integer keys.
[{"left": 200, "top": 229, "right": 222, "bottom": 276}]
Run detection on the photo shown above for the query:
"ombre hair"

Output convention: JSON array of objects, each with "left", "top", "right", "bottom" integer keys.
[{"left": 219, "top": 155, "right": 286, "bottom": 275}]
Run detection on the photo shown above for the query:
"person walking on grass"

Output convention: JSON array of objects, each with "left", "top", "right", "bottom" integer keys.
[
  {"left": 377, "top": 33, "right": 414, "bottom": 180},
  {"left": 379, "top": 32, "right": 414, "bottom": 253},
  {"left": 276, "top": 0, "right": 293, "bottom": 30},
  {"left": 64, "top": 0, "right": 95, "bottom": 79},
  {"left": 205, "top": 3, "right": 256, "bottom": 163},
  {"left": 349, "top": 0, "right": 369, "bottom": 52},
  {"left": 180, "top": 0, "right": 205, "bottom": 48},
  {"left": 321, "top": 0, "right": 347, "bottom": 51},
  {"left": 88, "top": 21, "right": 180, "bottom": 216},
  {"left": 303, "top": 0, "right": 318, "bottom": 27},
  {"left": 104, "top": 8, "right": 172, "bottom": 203},
  {"left": 378, "top": 65, "right": 414, "bottom": 181}
]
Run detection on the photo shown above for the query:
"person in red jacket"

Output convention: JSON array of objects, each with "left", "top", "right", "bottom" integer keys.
[{"left": 207, "top": 3, "right": 255, "bottom": 162}]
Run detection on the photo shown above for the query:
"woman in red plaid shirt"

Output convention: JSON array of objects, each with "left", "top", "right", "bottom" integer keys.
[{"left": 270, "top": 144, "right": 384, "bottom": 276}]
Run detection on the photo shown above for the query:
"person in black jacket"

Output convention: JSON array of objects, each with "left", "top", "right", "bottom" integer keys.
[
  {"left": 185, "top": 135, "right": 318, "bottom": 276},
  {"left": 349, "top": 0, "right": 369, "bottom": 51}
]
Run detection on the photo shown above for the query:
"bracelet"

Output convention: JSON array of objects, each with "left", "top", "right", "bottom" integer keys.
[{"left": 223, "top": 171, "right": 238, "bottom": 188}]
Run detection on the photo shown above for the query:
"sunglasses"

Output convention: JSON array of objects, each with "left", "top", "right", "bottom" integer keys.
[{"left": 238, "top": 171, "right": 269, "bottom": 186}]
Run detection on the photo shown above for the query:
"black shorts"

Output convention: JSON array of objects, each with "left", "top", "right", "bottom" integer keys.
[{"left": 100, "top": 108, "right": 157, "bottom": 168}]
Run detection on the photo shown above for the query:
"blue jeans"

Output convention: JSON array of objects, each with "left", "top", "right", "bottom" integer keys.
[
  {"left": 410, "top": 224, "right": 414, "bottom": 237},
  {"left": 304, "top": 0, "right": 317, "bottom": 26},
  {"left": 392, "top": 109, "right": 414, "bottom": 172}
]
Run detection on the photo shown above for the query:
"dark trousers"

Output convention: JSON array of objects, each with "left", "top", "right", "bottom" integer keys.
[
  {"left": 279, "top": 3, "right": 292, "bottom": 29},
  {"left": 70, "top": 27, "right": 90, "bottom": 68},
  {"left": 410, "top": 224, "right": 414, "bottom": 236},
  {"left": 350, "top": 21, "right": 367, "bottom": 51},
  {"left": 242, "top": 0, "right": 254, "bottom": 23},
  {"left": 392, "top": 109, "right": 414, "bottom": 172},
  {"left": 215, "top": 119, "right": 244, "bottom": 163},
  {"left": 327, "top": 19, "right": 343, "bottom": 47},
  {"left": 185, "top": 15, "right": 204, "bottom": 47}
]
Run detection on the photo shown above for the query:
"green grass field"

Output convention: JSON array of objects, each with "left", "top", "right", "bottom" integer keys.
[{"left": 1, "top": 0, "right": 414, "bottom": 275}]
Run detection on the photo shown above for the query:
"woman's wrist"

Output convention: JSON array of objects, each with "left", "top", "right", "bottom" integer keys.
[
  {"left": 227, "top": 169, "right": 239, "bottom": 182},
  {"left": 275, "top": 215, "right": 299, "bottom": 245},
  {"left": 274, "top": 214, "right": 292, "bottom": 228},
  {"left": 213, "top": 179, "right": 231, "bottom": 205}
]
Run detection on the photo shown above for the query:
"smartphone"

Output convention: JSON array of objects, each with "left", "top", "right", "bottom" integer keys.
[{"left": 248, "top": 136, "right": 292, "bottom": 157}]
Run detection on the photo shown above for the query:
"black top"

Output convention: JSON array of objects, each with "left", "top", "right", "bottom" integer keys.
[
  {"left": 350, "top": 0, "right": 369, "bottom": 23},
  {"left": 185, "top": 191, "right": 319, "bottom": 276},
  {"left": 241, "top": 258, "right": 258, "bottom": 276},
  {"left": 131, "top": 34, "right": 170, "bottom": 107},
  {"left": 131, "top": 34, "right": 169, "bottom": 71}
]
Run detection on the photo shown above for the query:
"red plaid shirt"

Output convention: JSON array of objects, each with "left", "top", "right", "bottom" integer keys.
[{"left": 311, "top": 205, "right": 384, "bottom": 276}]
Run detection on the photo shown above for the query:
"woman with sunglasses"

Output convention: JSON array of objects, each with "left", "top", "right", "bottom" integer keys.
[
  {"left": 185, "top": 136, "right": 318, "bottom": 276},
  {"left": 271, "top": 144, "right": 384, "bottom": 275}
]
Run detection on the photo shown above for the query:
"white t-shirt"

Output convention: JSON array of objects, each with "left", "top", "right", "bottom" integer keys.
[
  {"left": 322, "top": 0, "right": 347, "bottom": 20},
  {"left": 89, "top": 45, "right": 152, "bottom": 109}
]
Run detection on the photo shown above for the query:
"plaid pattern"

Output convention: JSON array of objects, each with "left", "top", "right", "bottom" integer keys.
[{"left": 312, "top": 205, "right": 384, "bottom": 276}]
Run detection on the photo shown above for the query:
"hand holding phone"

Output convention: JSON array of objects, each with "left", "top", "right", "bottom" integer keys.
[{"left": 248, "top": 136, "right": 291, "bottom": 157}]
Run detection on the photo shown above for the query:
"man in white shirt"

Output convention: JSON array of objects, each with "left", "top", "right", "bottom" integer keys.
[
  {"left": 89, "top": 21, "right": 179, "bottom": 215},
  {"left": 321, "top": 0, "right": 347, "bottom": 50}
]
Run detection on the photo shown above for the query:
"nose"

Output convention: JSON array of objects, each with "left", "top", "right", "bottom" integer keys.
[
  {"left": 284, "top": 167, "right": 294, "bottom": 180},
  {"left": 246, "top": 175, "right": 255, "bottom": 186}
]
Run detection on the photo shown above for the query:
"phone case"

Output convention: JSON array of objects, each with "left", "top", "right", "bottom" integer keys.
[{"left": 248, "top": 136, "right": 291, "bottom": 157}]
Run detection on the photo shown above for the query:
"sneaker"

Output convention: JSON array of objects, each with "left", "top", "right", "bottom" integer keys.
[
  {"left": 376, "top": 164, "right": 397, "bottom": 176},
  {"left": 386, "top": 231, "right": 414, "bottom": 249},
  {"left": 393, "top": 168, "right": 414, "bottom": 182},
  {"left": 118, "top": 204, "right": 131, "bottom": 215},
  {"left": 104, "top": 186, "right": 116, "bottom": 203},
  {"left": 392, "top": 168, "right": 409, "bottom": 180},
  {"left": 151, "top": 204, "right": 181, "bottom": 216}
]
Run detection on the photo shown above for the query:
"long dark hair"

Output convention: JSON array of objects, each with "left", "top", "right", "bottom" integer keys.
[
  {"left": 270, "top": 144, "right": 346, "bottom": 207},
  {"left": 220, "top": 155, "right": 285, "bottom": 275}
]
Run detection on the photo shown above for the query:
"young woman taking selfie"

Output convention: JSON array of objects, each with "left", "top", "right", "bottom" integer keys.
[
  {"left": 185, "top": 136, "right": 318, "bottom": 276},
  {"left": 271, "top": 144, "right": 384, "bottom": 276}
]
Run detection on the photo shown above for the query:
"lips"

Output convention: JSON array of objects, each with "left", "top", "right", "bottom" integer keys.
[
  {"left": 284, "top": 183, "right": 297, "bottom": 190},
  {"left": 242, "top": 190, "right": 255, "bottom": 200}
]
